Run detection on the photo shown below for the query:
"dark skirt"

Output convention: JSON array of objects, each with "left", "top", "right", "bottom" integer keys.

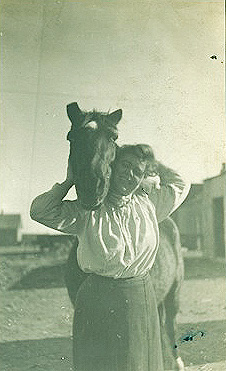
[{"left": 72, "top": 273, "right": 164, "bottom": 371}]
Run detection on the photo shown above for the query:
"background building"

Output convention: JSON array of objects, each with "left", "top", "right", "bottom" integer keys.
[
  {"left": 172, "top": 184, "right": 204, "bottom": 251},
  {"left": 202, "top": 164, "right": 226, "bottom": 258},
  {"left": 0, "top": 214, "right": 22, "bottom": 246},
  {"left": 172, "top": 164, "right": 226, "bottom": 258}
]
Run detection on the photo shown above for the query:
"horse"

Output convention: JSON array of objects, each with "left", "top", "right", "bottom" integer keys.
[
  {"left": 151, "top": 217, "right": 184, "bottom": 370},
  {"left": 65, "top": 103, "right": 185, "bottom": 370},
  {"left": 67, "top": 102, "right": 122, "bottom": 210}
]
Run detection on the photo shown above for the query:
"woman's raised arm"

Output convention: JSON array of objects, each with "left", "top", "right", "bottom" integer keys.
[
  {"left": 30, "top": 160, "right": 81, "bottom": 234},
  {"left": 141, "top": 162, "right": 190, "bottom": 222}
]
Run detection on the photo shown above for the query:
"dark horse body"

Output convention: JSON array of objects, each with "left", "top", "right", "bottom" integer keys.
[{"left": 65, "top": 102, "right": 184, "bottom": 370}]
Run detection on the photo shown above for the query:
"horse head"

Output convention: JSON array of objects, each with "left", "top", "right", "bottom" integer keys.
[{"left": 67, "top": 102, "right": 122, "bottom": 210}]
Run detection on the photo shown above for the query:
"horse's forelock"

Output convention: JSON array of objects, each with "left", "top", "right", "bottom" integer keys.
[
  {"left": 85, "top": 111, "right": 119, "bottom": 134},
  {"left": 68, "top": 110, "right": 119, "bottom": 142}
]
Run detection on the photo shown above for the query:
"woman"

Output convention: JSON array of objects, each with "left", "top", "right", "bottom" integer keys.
[{"left": 30, "top": 144, "right": 190, "bottom": 371}]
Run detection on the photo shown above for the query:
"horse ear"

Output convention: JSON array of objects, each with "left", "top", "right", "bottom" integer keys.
[
  {"left": 108, "top": 109, "right": 122, "bottom": 125},
  {"left": 66, "top": 102, "right": 83, "bottom": 126}
]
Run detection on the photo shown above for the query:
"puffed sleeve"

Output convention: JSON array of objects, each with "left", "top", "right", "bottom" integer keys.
[
  {"left": 30, "top": 183, "right": 83, "bottom": 234},
  {"left": 141, "top": 166, "right": 191, "bottom": 223},
  {"left": 149, "top": 182, "right": 190, "bottom": 222}
]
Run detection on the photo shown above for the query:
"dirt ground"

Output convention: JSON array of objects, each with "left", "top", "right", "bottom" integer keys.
[{"left": 0, "top": 249, "right": 225, "bottom": 371}]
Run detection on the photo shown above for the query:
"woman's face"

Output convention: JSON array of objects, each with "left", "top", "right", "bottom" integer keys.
[{"left": 110, "top": 153, "right": 147, "bottom": 196}]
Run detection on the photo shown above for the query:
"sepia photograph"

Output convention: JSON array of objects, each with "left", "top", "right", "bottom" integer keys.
[{"left": 0, "top": 0, "right": 225, "bottom": 370}]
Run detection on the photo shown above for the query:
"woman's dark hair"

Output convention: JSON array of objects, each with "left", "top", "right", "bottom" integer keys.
[{"left": 115, "top": 144, "right": 157, "bottom": 178}]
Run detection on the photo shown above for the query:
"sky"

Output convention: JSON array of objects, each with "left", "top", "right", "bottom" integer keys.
[{"left": 0, "top": 0, "right": 225, "bottom": 233}]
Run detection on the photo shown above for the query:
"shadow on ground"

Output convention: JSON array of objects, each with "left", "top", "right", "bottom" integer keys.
[
  {"left": 9, "top": 257, "right": 225, "bottom": 291},
  {"left": 184, "top": 257, "right": 225, "bottom": 280},
  {"left": 1, "top": 320, "right": 225, "bottom": 371},
  {"left": 176, "top": 320, "right": 226, "bottom": 367},
  {"left": 10, "top": 263, "right": 67, "bottom": 290},
  {"left": 0, "top": 336, "right": 73, "bottom": 371}
]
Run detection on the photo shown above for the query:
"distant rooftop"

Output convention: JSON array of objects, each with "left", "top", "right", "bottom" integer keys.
[
  {"left": 186, "top": 183, "right": 203, "bottom": 200},
  {"left": 204, "top": 163, "right": 226, "bottom": 182},
  {"left": 0, "top": 214, "right": 22, "bottom": 229}
]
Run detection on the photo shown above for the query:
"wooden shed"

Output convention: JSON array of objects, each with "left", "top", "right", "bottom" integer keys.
[
  {"left": 202, "top": 164, "right": 226, "bottom": 258},
  {"left": 172, "top": 184, "right": 204, "bottom": 251},
  {"left": 0, "top": 214, "right": 22, "bottom": 246}
]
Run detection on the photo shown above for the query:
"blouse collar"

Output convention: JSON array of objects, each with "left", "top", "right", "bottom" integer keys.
[{"left": 105, "top": 190, "right": 133, "bottom": 209}]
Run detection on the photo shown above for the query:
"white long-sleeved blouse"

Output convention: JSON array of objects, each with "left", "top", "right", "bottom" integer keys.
[{"left": 30, "top": 179, "right": 190, "bottom": 279}]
